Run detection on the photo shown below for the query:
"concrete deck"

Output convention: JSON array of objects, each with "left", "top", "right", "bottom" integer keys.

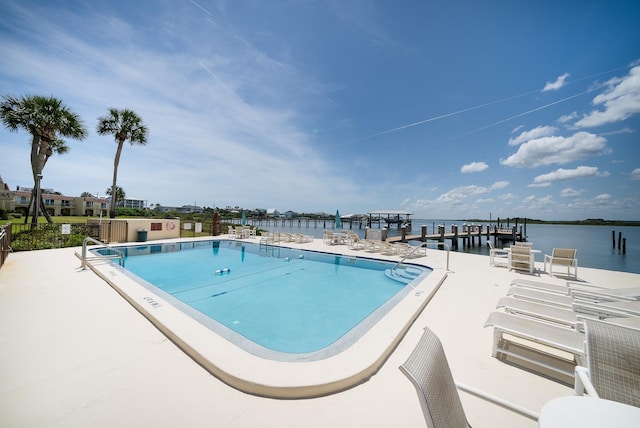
[{"left": 1, "top": 238, "right": 638, "bottom": 427}]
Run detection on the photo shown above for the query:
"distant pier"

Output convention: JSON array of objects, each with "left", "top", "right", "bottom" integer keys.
[{"left": 386, "top": 223, "right": 526, "bottom": 250}]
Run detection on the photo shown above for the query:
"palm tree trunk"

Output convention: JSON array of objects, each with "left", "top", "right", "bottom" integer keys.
[
  {"left": 30, "top": 134, "right": 54, "bottom": 224},
  {"left": 110, "top": 140, "right": 124, "bottom": 218},
  {"left": 24, "top": 193, "right": 34, "bottom": 224}
]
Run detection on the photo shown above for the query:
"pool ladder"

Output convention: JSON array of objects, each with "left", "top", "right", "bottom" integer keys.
[
  {"left": 259, "top": 237, "right": 280, "bottom": 258},
  {"left": 78, "top": 237, "right": 125, "bottom": 269}
]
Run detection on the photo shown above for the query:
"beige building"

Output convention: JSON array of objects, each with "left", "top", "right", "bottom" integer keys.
[{"left": 10, "top": 187, "right": 110, "bottom": 217}]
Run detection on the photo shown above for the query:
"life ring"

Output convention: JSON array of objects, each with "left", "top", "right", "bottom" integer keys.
[{"left": 167, "top": 221, "right": 176, "bottom": 230}]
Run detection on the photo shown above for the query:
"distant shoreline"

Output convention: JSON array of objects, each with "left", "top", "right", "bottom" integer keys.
[{"left": 460, "top": 218, "right": 640, "bottom": 227}]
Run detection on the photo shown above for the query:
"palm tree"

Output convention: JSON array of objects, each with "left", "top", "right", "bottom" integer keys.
[
  {"left": 0, "top": 95, "right": 87, "bottom": 225},
  {"left": 96, "top": 108, "right": 148, "bottom": 218},
  {"left": 105, "top": 186, "right": 125, "bottom": 213}
]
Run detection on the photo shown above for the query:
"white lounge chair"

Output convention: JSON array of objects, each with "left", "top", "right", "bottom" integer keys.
[
  {"left": 544, "top": 248, "right": 578, "bottom": 279},
  {"left": 347, "top": 234, "right": 365, "bottom": 250},
  {"left": 488, "top": 241, "right": 509, "bottom": 267},
  {"left": 574, "top": 319, "right": 640, "bottom": 407},
  {"left": 496, "top": 296, "right": 581, "bottom": 329},
  {"left": 323, "top": 230, "right": 335, "bottom": 245},
  {"left": 484, "top": 311, "right": 586, "bottom": 377},
  {"left": 509, "top": 245, "right": 535, "bottom": 274},
  {"left": 506, "top": 286, "right": 574, "bottom": 308}
]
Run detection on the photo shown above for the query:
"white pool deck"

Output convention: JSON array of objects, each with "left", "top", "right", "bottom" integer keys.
[{"left": 1, "top": 237, "right": 638, "bottom": 427}]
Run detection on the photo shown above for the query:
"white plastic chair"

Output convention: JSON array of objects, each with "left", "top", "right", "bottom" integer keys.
[{"left": 488, "top": 241, "right": 509, "bottom": 267}]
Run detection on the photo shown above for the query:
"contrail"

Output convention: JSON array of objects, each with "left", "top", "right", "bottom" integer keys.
[
  {"left": 349, "top": 63, "right": 631, "bottom": 144},
  {"left": 347, "top": 90, "right": 539, "bottom": 143},
  {"left": 455, "top": 85, "right": 604, "bottom": 138}
]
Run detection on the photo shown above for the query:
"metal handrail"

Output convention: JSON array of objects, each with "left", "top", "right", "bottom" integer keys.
[
  {"left": 81, "top": 237, "right": 124, "bottom": 269},
  {"left": 391, "top": 241, "right": 450, "bottom": 271}
]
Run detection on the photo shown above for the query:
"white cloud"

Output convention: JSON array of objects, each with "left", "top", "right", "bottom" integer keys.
[
  {"left": 560, "top": 188, "right": 585, "bottom": 197},
  {"left": 498, "top": 193, "right": 518, "bottom": 200},
  {"left": 500, "top": 132, "right": 607, "bottom": 168},
  {"left": 460, "top": 161, "right": 488, "bottom": 173},
  {"left": 490, "top": 181, "right": 509, "bottom": 190},
  {"left": 508, "top": 125, "right": 557, "bottom": 146},
  {"left": 595, "top": 193, "right": 612, "bottom": 200},
  {"left": 532, "top": 166, "right": 609, "bottom": 185},
  {"left": 631, "top": 168, "right": 640, "bottom": 180},
  {"left": 574, "top": 65, "right": 640, "bottom": 128},
  {"left": 528, "top": 182, "right": 551, "bottom": 188},
  {"left": 542, "top": 73, "right": 570, "bottom": 92},
  {"left": 558, "top": 111, "right": 578, "bottom": 124},
  {"left": 435, "top": 185, "right": 488, "bottom": 204}
]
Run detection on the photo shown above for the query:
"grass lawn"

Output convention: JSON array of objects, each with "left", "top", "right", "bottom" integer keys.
[{"left": 0, "top": 216, "right": 89, "bottom": 226}]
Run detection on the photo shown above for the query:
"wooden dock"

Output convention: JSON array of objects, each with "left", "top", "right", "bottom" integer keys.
[{"left": 385, "top": 224, "right": 525, "bottom": 250}]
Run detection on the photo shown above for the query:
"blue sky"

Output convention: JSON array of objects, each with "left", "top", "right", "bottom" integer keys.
[{"left": 1, "top": 0, "right": 639, "bottom": 220}]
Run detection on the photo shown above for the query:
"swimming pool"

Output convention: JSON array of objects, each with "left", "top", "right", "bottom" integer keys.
[
  {"left": 104, "top": 240, "right": 430, "bottom": 360},
  {"left": 87, "top": 237, "right": 446, "bottom": 398}
]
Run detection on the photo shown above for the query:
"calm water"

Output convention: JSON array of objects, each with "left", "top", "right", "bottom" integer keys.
[{"left": 251, "top": 219, "right": 639, "bottom": 274}]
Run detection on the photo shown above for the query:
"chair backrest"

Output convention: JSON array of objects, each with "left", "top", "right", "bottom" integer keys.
[
  {"left": 400, "top": 327, "right": 470, "bottom": 428},
  {"left": 514, "top": 241, "right": 533, "bottom": 247},
  {"left": 585, "top": 319, "right": 640, "bottom": 407},
  {"left": 510, "top": 245, "right": 531, "bottom": 255},
  {"left": 487, "top": 241, "right": 496, "bottom": 250},
  {"left": 552, "top": 248, "right": 576, "bottom": 265}
]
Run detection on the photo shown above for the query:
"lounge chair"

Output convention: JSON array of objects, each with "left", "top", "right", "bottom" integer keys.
[
  {"left": 323, "top": 230, "right": 335, "bottom": 245},
  {"left": 293, "top": 233, "right": 312, "bottom": 243},
  {"left": 510, "top": 279, "right": 569, "bottom": 294},
  {"left": 228, "top": 226, "right": 237, "bottom": 238},
  {"left": 484, "top": 311, "right": 586, "bottom": 377},
  {"left": 544, "top": 248, "right": 578, "bottom": 279},
  {"left": 509, "top": 245, "right": 535, "bottom": 274},
  {"left": 569, "top": 286, "right": 640, "bottom": 303},
  {"left": 364, "top": 239, "right": 382, "bottom": 252},
  {"left": 488, "top": 241, "right": 509, "bottom": 267},
  {"left": 393, "top": 242, "right": 414, "bottom": 257},
  {"left": 574, "top": 319, "right": 640, "bottom": 407},
  {"left": 400, "top": 327, "right": 538, "bottom": 427},
  {"left": 379, "top": 242, "right": 398, "bottom": 255},
  {"left": 496, "top": 296, "right": 581, "bottom": 328},
  {"left": 347, "top": 234, "right": 365, "bottom": 250},
  {"left": 506, "top": 286, "right": 574, "bottom": 308}
]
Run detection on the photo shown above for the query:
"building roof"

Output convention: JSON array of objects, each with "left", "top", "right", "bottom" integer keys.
[{"left": 368, "top": 210, "right": 412, "bottom": 216}]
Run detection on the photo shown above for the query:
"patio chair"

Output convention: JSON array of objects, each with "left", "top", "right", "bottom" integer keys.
[
  {"left": 509, "top": 245, "right": 535, "bottom": 274},
  {"left": 574, "top": 319, "right": 640, "bottom": 407},
  {"left": 544, "top": 248, "right": 578, "bottom": 279},
  {"left": 227, "top": 226, "right": 237, "bottom": 238},
  {"left": 400, "top": 327, "right": 470, "bottom": 428},
  {"left": 488, "top": 241, "right": 509, "bottom": 267},
  {"left": 323, "top": 230, "right": 335, "bottom": 245},
  {"left": 400, "top": 327, "right": 538, "bottom": 427}
]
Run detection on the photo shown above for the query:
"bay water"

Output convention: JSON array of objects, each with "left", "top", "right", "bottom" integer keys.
[{"left": 252, "top": 219, "right": 639, "bottom": 274}]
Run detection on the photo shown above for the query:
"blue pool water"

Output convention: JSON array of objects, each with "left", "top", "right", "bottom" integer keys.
[{"left": 101, "top": 240, "right": 430, "bottom": 358}]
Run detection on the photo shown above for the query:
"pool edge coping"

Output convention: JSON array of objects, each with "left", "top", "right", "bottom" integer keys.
[{"left": 82, "top": 237, "right": 447, "bottom": 398}]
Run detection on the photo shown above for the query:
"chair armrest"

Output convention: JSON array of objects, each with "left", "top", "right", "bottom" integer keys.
[{"left": 574, "top": 366, "right": 599, "bottom": 398}]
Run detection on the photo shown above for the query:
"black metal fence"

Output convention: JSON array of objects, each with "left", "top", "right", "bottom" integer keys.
[
  {"left": 0, "top": 224, "right": 11, "bottom": 269},
  {"left": 7, "top": 222, "right": 100, "bottom": 251}
]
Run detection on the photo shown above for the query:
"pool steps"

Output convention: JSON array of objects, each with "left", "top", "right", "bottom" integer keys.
[{"left": 384, "top": 266, "right": 422, "bottom": 284}]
